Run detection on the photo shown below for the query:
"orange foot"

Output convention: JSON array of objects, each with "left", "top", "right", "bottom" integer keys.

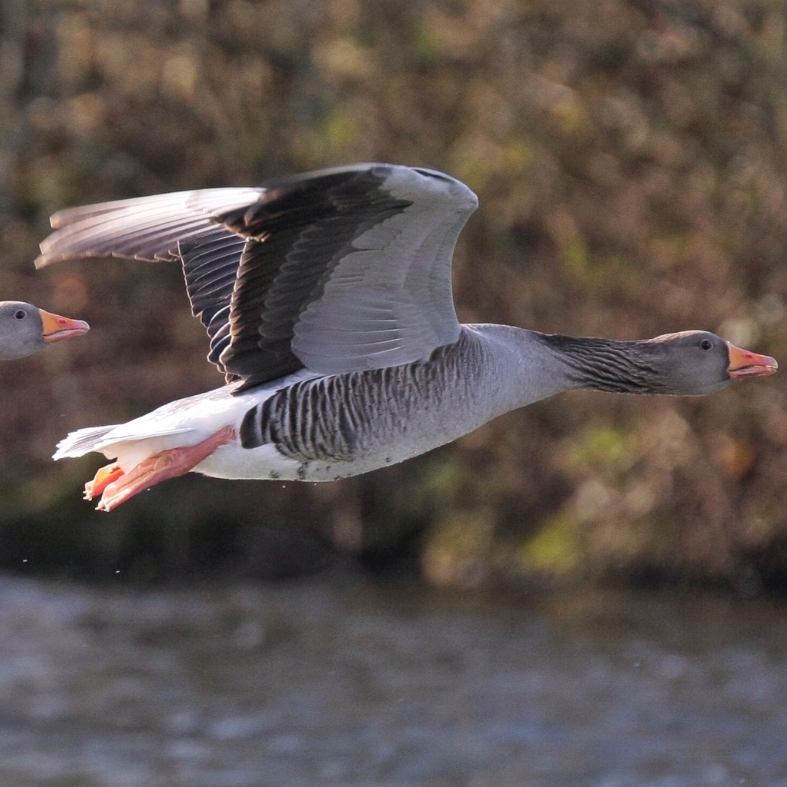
[
  {"left": 91, "top": 425, "right": 236, "bottom": 512},
  {"left": 85, "top": 463, "right": 124, "bottom": 500}
]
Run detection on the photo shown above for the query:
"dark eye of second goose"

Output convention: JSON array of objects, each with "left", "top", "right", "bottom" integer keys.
[{"left": 0, "top": 301, "right": 88, "bottom": 359}]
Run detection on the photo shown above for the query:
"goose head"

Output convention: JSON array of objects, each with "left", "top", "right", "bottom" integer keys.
[
  {"left": 0, "top": 301, "right": 90, "bottom": 360},
  {"left": 646, "top": 331, "right": 777, "bottom": 395},
  {"left": 544, "top": 330, "right": 777, "bottom": 396}
]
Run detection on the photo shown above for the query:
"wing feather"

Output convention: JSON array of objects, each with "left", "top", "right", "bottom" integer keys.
[{"left": 36, "top": 164, "right": 478, "bottom": 388}]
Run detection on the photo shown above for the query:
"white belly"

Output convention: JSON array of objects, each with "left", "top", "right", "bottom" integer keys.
[{"left": 194, "top": 438, "right": 418, "bottom": 482}]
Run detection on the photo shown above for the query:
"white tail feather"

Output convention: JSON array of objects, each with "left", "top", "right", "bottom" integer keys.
[{"left": 53, "top": 425, "right": 121, "bottom": 460}]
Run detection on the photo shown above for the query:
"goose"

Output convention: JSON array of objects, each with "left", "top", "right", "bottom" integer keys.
[
  {"left": 0, "top": 301, "right": 89, "bottom": 360},
  {"left": 35, "top": 164, "right": 777, "bottom": 511}
]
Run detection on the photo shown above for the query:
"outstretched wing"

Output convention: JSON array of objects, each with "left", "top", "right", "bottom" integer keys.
[{"left": 36, "top": 163, "right": 478, "bottom": 388}]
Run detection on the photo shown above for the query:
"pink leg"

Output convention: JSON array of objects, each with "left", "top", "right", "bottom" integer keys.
[{"left": 95, "top": 425, "right": 236, "bottom": 512}]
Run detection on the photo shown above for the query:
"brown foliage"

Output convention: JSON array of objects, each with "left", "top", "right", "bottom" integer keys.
[{"left": 0, "top": 0, "right": 785, "bottom": 588}]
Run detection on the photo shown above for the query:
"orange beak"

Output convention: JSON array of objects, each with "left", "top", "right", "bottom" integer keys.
[
  {"left": 39, "top": 308, "right": 90, "bottom": 343},
  {"left": 727, "top": 341, "right": 778, "bottom": 379}
]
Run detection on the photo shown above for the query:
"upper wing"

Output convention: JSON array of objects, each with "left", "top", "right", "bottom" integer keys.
[{"left": 36, "top": 163, "right": 478, "bottom": 388}]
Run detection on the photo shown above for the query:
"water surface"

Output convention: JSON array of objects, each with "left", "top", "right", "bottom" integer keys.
[{"left": 0, "top": 573, "right": 785, "bottom": 786}]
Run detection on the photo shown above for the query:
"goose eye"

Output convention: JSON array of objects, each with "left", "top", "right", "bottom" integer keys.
[
  {"left": 14, "top": 310, "right": 26, "bottom": 320},
  {"left": 700, "top": 339, "right": 712, "bottom": 350}
]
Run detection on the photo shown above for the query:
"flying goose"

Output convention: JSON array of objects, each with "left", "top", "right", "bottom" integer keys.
[
  {"left": 0, "top": 301, "right": 88, "bottom": 360},
  {"left": 35, "top": 164, "right": 777, "bottom": 511}
]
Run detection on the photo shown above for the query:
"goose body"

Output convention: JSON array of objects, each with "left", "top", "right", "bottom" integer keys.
[
  {"left": 0, "top": 301, "right": 89, "bottom": 360},
  {"left": 36, "top": 164, "right": 777, "bottom": 511}
]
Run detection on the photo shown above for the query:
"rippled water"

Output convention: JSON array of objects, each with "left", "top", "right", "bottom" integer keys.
[{"left": 0, "top": 572, "right": 786, "bottom": 786}]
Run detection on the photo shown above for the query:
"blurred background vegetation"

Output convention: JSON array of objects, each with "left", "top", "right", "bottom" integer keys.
[{"left": 0, "top": 0, "right": 785, "bottom": 591}]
